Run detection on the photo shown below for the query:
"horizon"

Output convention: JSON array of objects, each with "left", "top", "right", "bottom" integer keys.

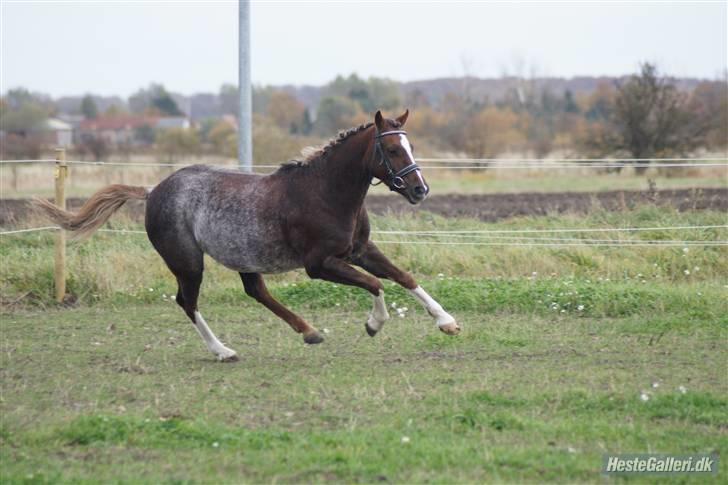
[
  {"left": 4, "top": 70, "right": 724, "bottom": 101},
  {"left": 1, "top": 1, "right": 725, "bottom": 98}
]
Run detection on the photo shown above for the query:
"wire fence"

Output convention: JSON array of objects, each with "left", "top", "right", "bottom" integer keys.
[
  {"left": 2, "top": 225, "right": 726, "bottom": 247},
  {"left": 2, "top": 150, "right": 726, "bottom": 302},
  {"left": 2, "top": 157, "right": 727, "bottom": 171}
]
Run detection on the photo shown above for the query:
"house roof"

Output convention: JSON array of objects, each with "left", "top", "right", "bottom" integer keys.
[
  {"left": 80, "top": 115, "right": 158, "bottom": 131},
  {"left": 41, "top": 118, "right": 73, "bottom": 131}
]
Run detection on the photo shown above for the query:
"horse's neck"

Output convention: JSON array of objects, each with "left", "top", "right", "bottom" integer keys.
[{"left": 316, "top": 131, "right": 373, "bottom": 213}]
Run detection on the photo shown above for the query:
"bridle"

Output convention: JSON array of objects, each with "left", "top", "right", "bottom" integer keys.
[{"left": 371, "top": 128, "right": 421, "bottom": 190}]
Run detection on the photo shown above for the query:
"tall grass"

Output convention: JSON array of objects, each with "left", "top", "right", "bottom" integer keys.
[{"left": 1, "top": 206, "right": 725, "bottom": 310}]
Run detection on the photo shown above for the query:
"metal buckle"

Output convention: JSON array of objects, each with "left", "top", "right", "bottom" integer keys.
[{"left": 390, "top": 177, "right": 406, "bottom": 189}]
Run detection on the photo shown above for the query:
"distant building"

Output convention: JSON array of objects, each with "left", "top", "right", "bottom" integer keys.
[
  {"left": 156, "top": 117, "right": 190, "bottom": 130},
  {"left": 38, "top": 118, "right": 73, "bottom": 147},
  {"left": 80, "top": 115, "right": 158, "bottom": 146},
  {"left": 78, "top": 115, "right": 191, "bottom": 146}
]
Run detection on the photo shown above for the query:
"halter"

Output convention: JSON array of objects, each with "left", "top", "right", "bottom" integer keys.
[{"left": 371, "top": 129, "right": 421, "bottom": 190}]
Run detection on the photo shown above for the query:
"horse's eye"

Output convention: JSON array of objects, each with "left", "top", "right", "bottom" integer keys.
[{"left": 387, "top": 147, "right": 398, "bottom": 155}]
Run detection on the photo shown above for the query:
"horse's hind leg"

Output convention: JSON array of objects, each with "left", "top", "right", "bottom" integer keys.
[
  {"left": 175, "top": 270, "right": 239, "bottom": 362},
  {"left": 352, "top": 242, "right": 460, "bottom": 336},
  {"left": 240, "top": 272, "right": 324, "bottom": 344}
]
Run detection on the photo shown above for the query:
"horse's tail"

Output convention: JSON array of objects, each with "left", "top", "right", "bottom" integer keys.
[{"left": 33, "top": 184, "right": 149, "bottom": 240}]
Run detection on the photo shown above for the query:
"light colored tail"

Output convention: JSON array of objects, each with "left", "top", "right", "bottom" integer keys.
[{"left": 32, "top": 184, "right": 148, "bottom": 240}]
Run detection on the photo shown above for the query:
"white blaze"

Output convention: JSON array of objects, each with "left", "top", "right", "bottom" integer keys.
[{"left": 399, "top": 134, "right": 426, "bottom": 188}]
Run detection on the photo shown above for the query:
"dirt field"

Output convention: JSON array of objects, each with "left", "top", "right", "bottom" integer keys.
[{"left": 1, "top": 187, "right": 726, "bottom": 226}]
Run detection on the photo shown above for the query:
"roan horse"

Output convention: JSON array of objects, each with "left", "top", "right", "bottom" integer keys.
[{"left": 35, "top": 110, "right": 460, "bottom": 361}]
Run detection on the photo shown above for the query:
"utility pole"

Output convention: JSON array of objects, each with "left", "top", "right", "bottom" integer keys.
[{"left": 238, "top": 0, "right": 252, "bottom": 172}]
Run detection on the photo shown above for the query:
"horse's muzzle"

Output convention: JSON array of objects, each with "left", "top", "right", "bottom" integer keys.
[{"left": 406, "top": 184, "right": 429, "bottom": 205}]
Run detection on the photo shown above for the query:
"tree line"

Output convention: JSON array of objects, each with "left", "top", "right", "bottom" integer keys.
[{"left": 1, "top": 63, "right": 725, "bottom": 165}]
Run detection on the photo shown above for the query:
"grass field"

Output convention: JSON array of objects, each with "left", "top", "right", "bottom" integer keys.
[{"left": 1, "top": 207, "right": 727, "bottom": 482}]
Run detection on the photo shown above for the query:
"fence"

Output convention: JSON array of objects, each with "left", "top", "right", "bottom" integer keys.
[{"left": 1, "top": 150, "right": 727, "bottom": 302}]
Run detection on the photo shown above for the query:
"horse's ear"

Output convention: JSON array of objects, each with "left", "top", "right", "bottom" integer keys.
[
  {"left": 396, "top": 109, "right": 409, "bottom": 127},
  {"left": 374, "top": 110, "right": 385, "bottom": 131}
]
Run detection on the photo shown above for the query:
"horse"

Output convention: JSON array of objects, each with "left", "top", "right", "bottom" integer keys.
[{"left": 34, "top": 110, "right": 460, "bottom": 361}]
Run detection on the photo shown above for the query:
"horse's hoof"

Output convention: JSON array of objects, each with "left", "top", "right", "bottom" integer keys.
[
  {"left": 365, "top": 323, "right": 378, "bottom": 337},
  {"left": 439, "top": 322, "right": 461, "bottom": 335},
  {"left": 303, "top": 330, "right": 324, "bottom": 345},
  {"left": 217, "top": 349, "right": 239, "bottom": 362}
]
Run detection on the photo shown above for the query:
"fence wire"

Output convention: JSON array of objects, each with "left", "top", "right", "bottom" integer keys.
[
  {"left": 2, "top": 158, "right": 727, "bottom": 171},
  {"left": 2, "top": 225, "right": 726, "bottom": 248}
]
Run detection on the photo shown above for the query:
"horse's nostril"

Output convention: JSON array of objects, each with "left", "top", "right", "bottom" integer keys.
[{"left": 413, "top": 185, "right": 426, "bottom": 196}]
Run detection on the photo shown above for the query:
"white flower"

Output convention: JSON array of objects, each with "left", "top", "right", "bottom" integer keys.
[
  {"left": 401, "top": 436, "right": 410, "bottom": 443},
  {"left": 577, "top": 305, "right": 585, "bottom": 311},
  {"left": 532, "top": 272, "right": 538, "bottom": 276},
  {"left": 682, "top": 247, "right": 689, "bottom": 254},
  {"left": 684, "top": 269, "right": 690, "bottom": 275},
  {"left": 212, "top": 442, "right": 219, "bottom": 448},
  {"left": 148, "top": 288, "right": 154, "bottom": 292},
  {"left": 652, "top": 382, "right": 660, "bottom": 389},
  {"left": 693, "top": 266, "right": 700, "bottom": 272},
  {"left": 437, "top": 273, "right": 444, "bottom": 278},
  {"left": 640, "top": 392, "right": 650, "bottom": 402},
  {"left": 678, "top": 385, "right": 687, "bottom": 394},
  {"left": 322, "top": 328, "right": 330, "bottom": 334},
  {"left": 391, "top": 302, "right": 397, "bottom": 309}
]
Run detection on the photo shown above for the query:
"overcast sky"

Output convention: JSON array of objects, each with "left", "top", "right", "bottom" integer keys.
[{"left": 1, "top": 1, "right": 726, "bottom": 97}]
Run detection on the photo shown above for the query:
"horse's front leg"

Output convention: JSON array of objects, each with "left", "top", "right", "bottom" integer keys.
[
  {"left": 304, "top": 253, "right": 391, "bottom": 335},
  {"left": 240, "top": 272, "right": 324, "bottom": 344},
  {"left": 351, "top": 242, "right": 461, "bottom": 336}
]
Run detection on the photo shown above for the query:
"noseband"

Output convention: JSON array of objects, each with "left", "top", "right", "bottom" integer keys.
[{"left": 371, "top": 129, "right": 421, "bottom": 190}]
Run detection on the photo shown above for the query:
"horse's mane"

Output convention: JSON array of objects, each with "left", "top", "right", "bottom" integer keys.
[{"left": 279, "top": 120, "right": 398, "bottom": 171}]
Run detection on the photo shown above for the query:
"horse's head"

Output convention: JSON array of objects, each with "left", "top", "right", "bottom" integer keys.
[{"left": 371, "top": 109, "right": 429, "bottom": 205}]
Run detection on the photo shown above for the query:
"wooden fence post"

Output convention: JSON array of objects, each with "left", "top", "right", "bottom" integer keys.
[{"left": 54, "top": 148, "right": 68, "bottom": 303}]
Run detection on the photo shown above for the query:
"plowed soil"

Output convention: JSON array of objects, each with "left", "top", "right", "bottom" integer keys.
[{"left": 1, "top": 188, "right": 725, "bottom": 226}]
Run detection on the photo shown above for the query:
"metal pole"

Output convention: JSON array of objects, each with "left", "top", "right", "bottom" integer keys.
[
  {"left": 238, "top": 0, "right": 252, "bottom": 172},
  {"left": 54, "top": 148, "right": 67, "bottom": 303}
]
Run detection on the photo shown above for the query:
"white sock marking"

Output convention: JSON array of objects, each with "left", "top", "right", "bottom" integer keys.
[
  {"left": 193, "top": 311, "right": 237, "bottom": 360},
  {"left": 409, "top": 286, "right": 456, "bottom": 327},
  {"left": 367, "top": 289, "right": 390, "bottom": 331}
]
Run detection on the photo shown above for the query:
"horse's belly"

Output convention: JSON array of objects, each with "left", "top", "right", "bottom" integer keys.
[{"left": 198, "top": 230, "right": 302, "bottom": 274}]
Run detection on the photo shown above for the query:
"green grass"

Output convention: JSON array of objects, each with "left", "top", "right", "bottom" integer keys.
[
  {"left": 1, "top": 207, "right": 726, "bottom": 482},
  {"left": 1, "top": 299, "right": 726, "bottom": 483},
  {"left": 2, "top": 206, "right": 726, "bottom": 307}
]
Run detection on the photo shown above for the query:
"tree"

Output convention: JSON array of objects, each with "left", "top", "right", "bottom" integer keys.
[
  {"left": 129, "top": 84, "right": 182, "bottom": 116},
  {"left": 689, "top": 79, "right": 728, "bottom": 149},
  {"left": 156, "top": 128, "right": 200, "bottom": 161},
  {"left": 81, "top": 134, "right": 109, "bottom": 162},
  {"left": 323, "top": 74, "right": 401, "bottom": 112},
  {"left": 314, "top": 96, "right": 360, "bottom": 135},
  {"left": 266, "top": 91, "right": 305, "bottom": 134},
  {"left": 0, "top": 88, "right": 51, "bottom": 135},
  {"left": 80, "top": 94, "right": 98, "bottom": 119},
  {"left": 207, "top": 120, "right": 237, "bottom": 157},
  {"left": 600, "top": 63, "right": 702, "bottom": 172}
]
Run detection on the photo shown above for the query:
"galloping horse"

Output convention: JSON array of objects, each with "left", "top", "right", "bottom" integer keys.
[{"left": 35, "top": 110, "right": 460, "bottom": 361}]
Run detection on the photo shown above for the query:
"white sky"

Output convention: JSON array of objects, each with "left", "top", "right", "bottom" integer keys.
[{"left": 1, "top": 1, "right": 726, "bottom": 97}]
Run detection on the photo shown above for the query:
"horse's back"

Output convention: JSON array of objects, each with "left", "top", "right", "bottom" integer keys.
[{"left": 146, "top": 164, "right": 301, "bottom": 274}]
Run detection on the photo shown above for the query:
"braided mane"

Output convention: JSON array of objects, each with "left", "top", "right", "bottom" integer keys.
[{"left": 279, "top": 119, "right": 400, "bottom": 171}]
